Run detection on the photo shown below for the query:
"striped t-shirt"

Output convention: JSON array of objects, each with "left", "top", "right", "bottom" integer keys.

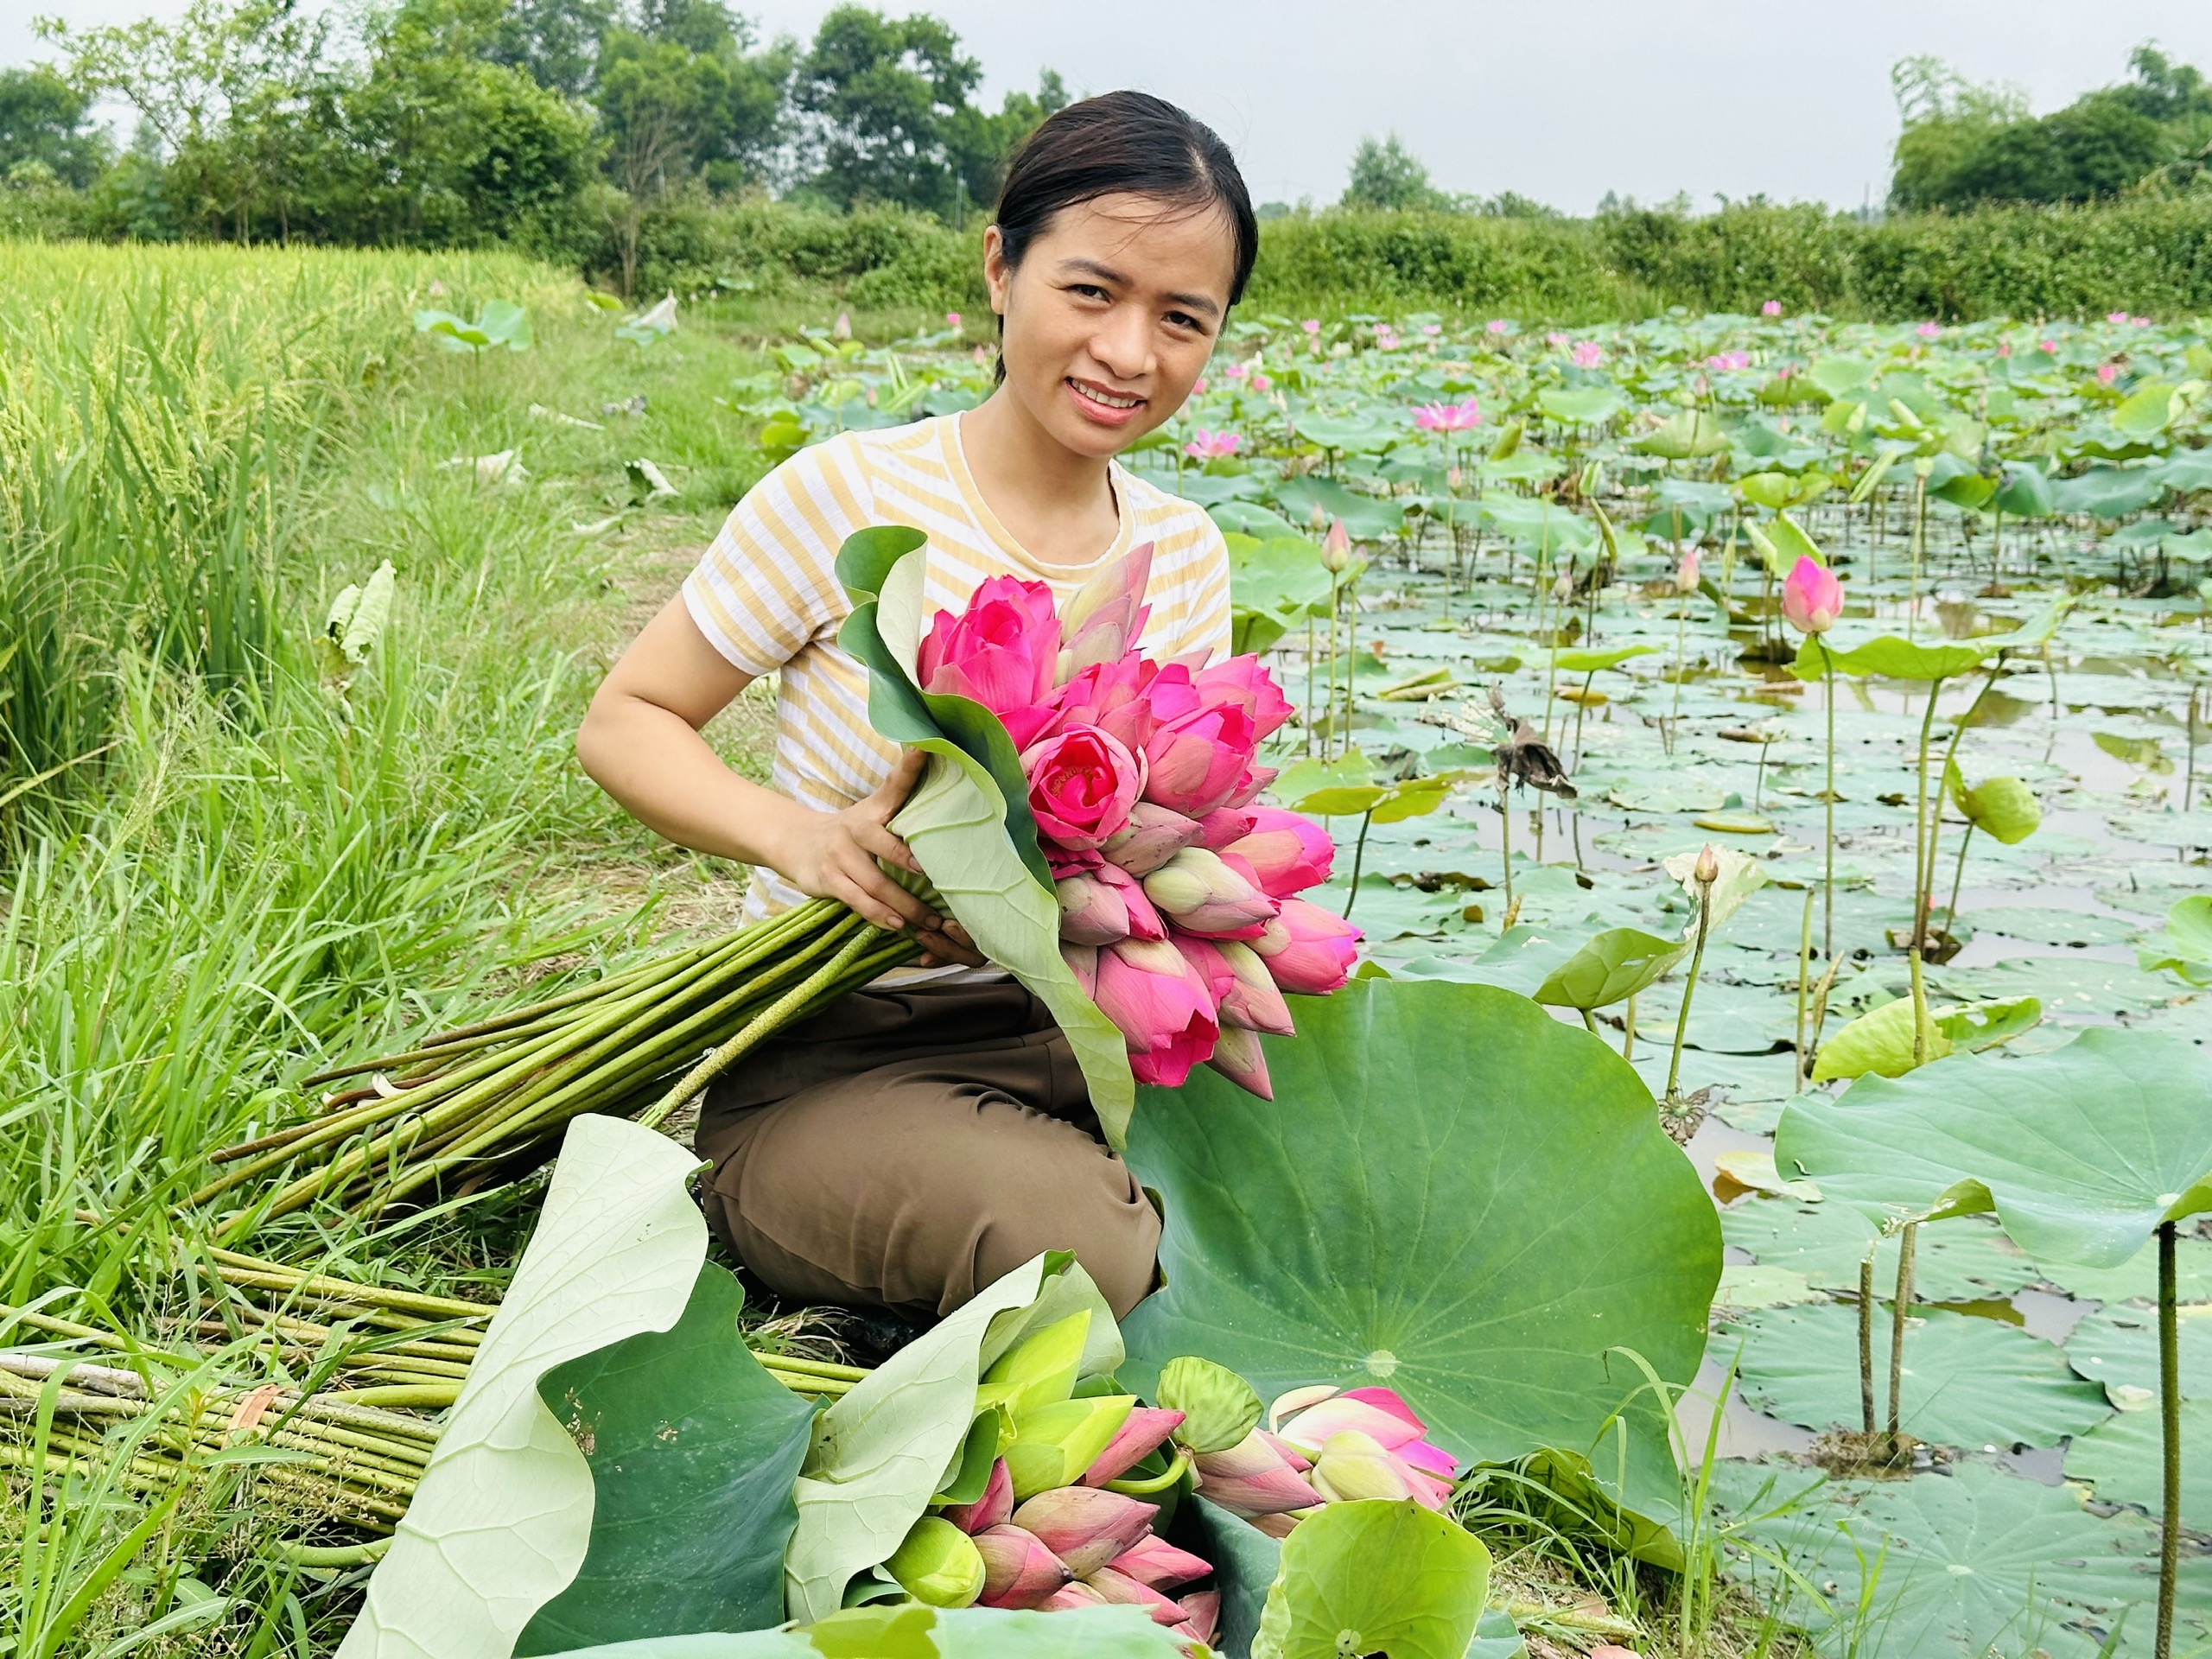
[{"left": 683, "top": 412, "right": 1233, "bottom": 924}]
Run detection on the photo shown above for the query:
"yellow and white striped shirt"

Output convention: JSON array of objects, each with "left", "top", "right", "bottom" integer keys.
[{"left": 683, "top": 411, "right": 1233, "bottom": 922}]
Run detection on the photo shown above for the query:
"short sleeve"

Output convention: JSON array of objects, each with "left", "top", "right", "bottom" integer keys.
[
  {"left": 681, "top": 435, "right": 872, "bottom": 677},
  {"left": 1176, "top": 513, "right": 1235, "bottom": 664}
]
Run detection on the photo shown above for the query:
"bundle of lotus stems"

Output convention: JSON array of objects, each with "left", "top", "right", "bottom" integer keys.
[{"left": 196, "top": 899, "right": 918, "bottom": 1235}]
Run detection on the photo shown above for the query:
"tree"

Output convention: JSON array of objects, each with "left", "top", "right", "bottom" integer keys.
[
  {"left": 0, "top": 67, "right": 111, "bottom": 188},
  {"left": 1340, "top": 134, "right": 1448, "bottom": 211},
  {"left": 790, "top": 7, "right": 1055, "bottom": 216},
  {"left": 483, "top": 0, "right": 619, "bottom": 98}
]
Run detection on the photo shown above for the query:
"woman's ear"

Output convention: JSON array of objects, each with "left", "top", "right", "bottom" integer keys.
[{"left": 981, "top": 225, "right": 1013, "bottom": 317}]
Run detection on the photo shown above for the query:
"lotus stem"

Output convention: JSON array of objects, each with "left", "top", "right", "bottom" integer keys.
[
  {"left": 1942, "top": 824, "right": 1975, "bottom": 938},
  {"left": 2157, "top": 1219, "right": 2181, "bottom": 1659},
  {"left": 1909, "top": 950, "right": 1929, "bottom": 1068},
  {"left": 1859, "top": 1252, "right": 1877, "bottom": 1437},
  {"left": 1910, "top": 684, "right": 1942, "bottom": 953},
  {"left": 1820, "top": 639, "right": 1836, "bottom": 962},
  {"left": 1663, "top": 870, "right": 1715, "bottom": 1107},
  {"left": 1497, "top": 781, "right": 1513, "bottom": 907},
  {"left": 1795, "top": 888, "right": 1815, "bottom": 1094},
  {"left": 1887, "top": 1222, "right": 1917, "bottom": 1457},
  {"left": 1341, "top": 810, "right": 1373, "bottom": 919}
]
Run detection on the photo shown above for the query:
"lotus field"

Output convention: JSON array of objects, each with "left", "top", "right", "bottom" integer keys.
[{"left": 4, "top": 242, "right": 2212, "bottom": 1659}]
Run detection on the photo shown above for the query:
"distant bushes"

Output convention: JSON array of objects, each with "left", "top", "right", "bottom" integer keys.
[{"left": 589, "top": 194, "right": 2212, "bottom": 323}]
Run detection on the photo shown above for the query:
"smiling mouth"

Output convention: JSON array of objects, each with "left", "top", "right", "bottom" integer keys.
[{"left": 1067, "top": 378, "right": 1144, "bottom": 412}]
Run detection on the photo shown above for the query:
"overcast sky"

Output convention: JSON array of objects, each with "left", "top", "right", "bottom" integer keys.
[{"left": 10, "top": 0, "right": 2212, "bottom": 213}]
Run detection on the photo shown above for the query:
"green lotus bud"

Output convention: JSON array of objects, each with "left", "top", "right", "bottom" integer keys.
[
  {"left": 885, "top": 1516, "right": 985, "bottom": 1608},
  {"left": 1003, "top": 1394, "right": 1135, "bottom": 1499},
  {"left": 1155, "top": 1355, "right": 1262, "bottom": 1455},
  {"left": 980, "top": 1311, "right": 1090, "bottom": 1418}
]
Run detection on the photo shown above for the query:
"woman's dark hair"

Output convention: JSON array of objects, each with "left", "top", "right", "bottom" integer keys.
[{"left": 988, "top": 91, "right": 1258, "bottom": 382}]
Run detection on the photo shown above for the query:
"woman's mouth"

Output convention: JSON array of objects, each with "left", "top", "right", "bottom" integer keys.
[{"left": 1065, "top": 377, "right": 1145, "bottom": 424}]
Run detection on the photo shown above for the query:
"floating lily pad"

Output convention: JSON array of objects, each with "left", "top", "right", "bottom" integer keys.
[
  {"left": 2066, "top": 1303, "right": 2212, "bottom": 1403},
  {"left": 2037, "top": 1236, "right": 2212, "bottom": 1305},
  {"left": 1726, "top": 1302, "right": 2111, "bottom": 1446},
  {"left": 1971, "top": 906, "right": 2143, "bottom": 949},
  {"left": 1719, "top": 1202, "right": 2040, "bottom": 1305},
  {"left": 2066, "top": 1399, "right": 2212, "bottom": 1529}
]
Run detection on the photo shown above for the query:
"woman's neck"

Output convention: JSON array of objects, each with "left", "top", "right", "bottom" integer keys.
[{"left": 958, "top": 388, "right": 1120, "bottom": 570}]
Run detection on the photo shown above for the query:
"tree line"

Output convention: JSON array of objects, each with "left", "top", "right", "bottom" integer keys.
[{"left": 0, "top": 0, "right": 1064, "bottom": 283}]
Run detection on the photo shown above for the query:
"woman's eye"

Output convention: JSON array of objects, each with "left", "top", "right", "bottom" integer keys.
[
  {"left": 1166, "top": 311, "right": 1206, "bottom": 334},
  {"left": 1070, "top": 283, "right": 1110, "bottom": 302}
]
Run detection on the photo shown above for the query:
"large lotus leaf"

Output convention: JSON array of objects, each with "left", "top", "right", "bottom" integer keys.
[
  {"left": 1726, "top": 1303, "right": 2111, "bottom": 1446},
  {"left": 2068, "top": 1399, "right": 2212, "bottom": 1528},
  {"left": 1719, "top": 1202, "right": 2039, "bottom": 1304},
  {"left": 836, "top": 532, "right": 1135, "bottom": 1142},
  {"left": 1551, "top": 644, "right": 1656, "bottom": 674},
  {"left": 785, "top": 1255, "right": 1068, "bottom": 1624},
  {"left": 2050, "top": 464, "right": 2164, "bottom": 518},
  {"left": 1808, "top": 356, "right": 1874, "bottom": 398},
  {"left": 1229, "top": 536, "right": 1336, "bottom": 619},
  {"left": 1292, "top": 416, "right": 1399, "bottom": 454},
  {"left": 1776, "top": 1029, "right": 2212, "bottom": 1268},
  {"left": 1274, "top": 474, "right": 1402, "bottom": 538},
  {"left": 1724, "top": 1460, "right": 2180, "bottom": 1659},
  {"left": 1117, "top": 979, "right": 1721, "bottom": 1545},
  {"left": 1250, "top": 1500, "right": 1491, "bottom": 1659},
  {"left": 2139, "top": 895, "right": 2212, "bottom": 988},
  {"left": 2038, "top": 1236, "right": 2212, "bottom": 1305},
  {"left": 2113, "top": 382, "right": 2181, "bottom": 439},
  {"left": 1629, "top": 410, "right": 1729, "bottom": 460},
  {"left": 1993, "top": 463, "right": 2056, "bottom": 518},
  {"left": 2154, "top": 448, "right": 2212, "bottom": 494},
  {"left": 2066, "top": 1303, "right": 2212, "bottom": 1403},
  {"left": 1537, "top": 386, "right": 1627, "bottom": 427},
  {"left": 540, "top": 1605, "right": 1182, "bottom": 1658},
  {"left": 337, "top": 1118, "right": 709, "bottom": 1659},
  {"left": 1790, "top": 632, "right": 1987, "bottom": 683},
  {"left": 1808, "top": 995, "right": 1952, "bottom": 1082},
  {"left": 515, "top": 1264, "right": 817, "bottom": 1654},
  {"left": 1534, "top": 927, "right": 1686, "bottom": 1011}
]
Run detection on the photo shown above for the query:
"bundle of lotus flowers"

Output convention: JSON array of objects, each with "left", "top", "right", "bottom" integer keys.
[
  {"left": 197, "top": 899, "right": 918, "bottom": 1232},
  {"left": 1183, "top": 1382, "right": 1462, "bottom": 1537}
]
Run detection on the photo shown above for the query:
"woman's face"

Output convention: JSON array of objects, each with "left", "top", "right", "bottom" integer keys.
[{"left": 984, "top": 192, "right": 1236, "bottom": 461}]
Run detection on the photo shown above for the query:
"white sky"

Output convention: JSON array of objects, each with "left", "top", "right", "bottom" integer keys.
[{"left": 10, "top": 0, "right": 2212, "bottom": 213}]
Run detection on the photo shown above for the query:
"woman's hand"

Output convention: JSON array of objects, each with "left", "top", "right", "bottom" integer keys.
[{"left": 777, "top": 750, "right": 984, "bottom": 968}]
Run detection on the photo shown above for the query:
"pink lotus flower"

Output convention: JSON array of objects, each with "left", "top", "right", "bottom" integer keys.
[
  {"left": 1780, "top": 555, "right": 1841, "bottom": 634},
  {"left": 1251, "top": 372, "right": 1273, "bottom": 392},
  {"left": 2097, "top": 362, "right": 2120, "bottom": 385},
  {"left": 1300, "top": 318, "right": 1321, "bottom": 334},
  {"left": 1309, "top": 1429, "right": 1451, "bottom": 1510},
  {"left": 1179, "top": 1591, "right": 1221, "bottom": 1645},
  {"left": 919, "top": 575, "right": 1061, "bottom": 746},
  {"left": 1762, "top": 299, "right": 1783, "bottom": 317},
  {"left": 1997, "top": 341, "right": 2012, "bottom": 358},
  {"left": 1048, "top": 656, "right": 1162, "bottom": 753},
  {"left": 1099, "top": 800, "right": 1204, "bottom": 875},
  {"left": 1210, "top": 939, "right": 1295, "bottom": 1033},
  {"left": 1108, "top": 1535, "right": 1212, "bottom": 1592},
  {"left": 2039, "top": 338, "right": 2058, "bottom": 353},
  {"left": 1190, "top": 1428, "right": 1320, "bottom": 1516},
  {"left": 1546, "top": 331, "right": 1569, "bottom": 348},
  {"left": 1224, "top": 362, "right": 1248, "bottom": 380},
  {"left": 1143, "top": 703, "right": 1258, "bottom": 817},
  {"left": 945, "top": 311, "right": 962, "bottom": 327},
  {"left": 1063, "top": 942, "right": 1097, "bottom": 1000},
  {"left": 2133, "top": 315, "right": 2152, "bottom": 327},
  {"left": 1183, "top": 428, "right": 1242, "bottom": 461},
  {"left": 1414, "top": 396, "right": 1483, "bottom": 433},
  {"left": 1675, "top": 549, "right": 1701, "bottom": 594},
  {"left": 1205, "top": 1023, "right": 1273, "bottom": 1099},
  {"left": 1571, "top": 340, "right": 1604, "bottom": 369},
  {"left": 1080, "top": 1407, "right": 1185, "bottom": 1486},
  {"left": 1056, "top": 543, "right": 1154, "bottom": 685},
  {"left": 1023, "top": 725, "right": 1143, "bottom": 850},
  {"left": 1916, "top": 321, "right": 1941, "bottom": 339},
  {"left": 1421, "top": 323, "right": 1442, "bottom": 336},
  {"left": 944, "top": 1459, "right": 1014, "bottom": 1534},
  {"left": 1192, "top": 657, "right": 1293, "bottom": 740},
  {"left": 1057, "top": 871, "right": 1133, "bottom": 946},
  {"left": 1251, "top": 898, "right": 1362, "bottom": 994},
  {"left": 975, "top": 1524, "right": 1072, "bottom": 1609},
  {"left": 1227, "top": 807, "right": 1334, "bottom": 898},
  {"left": 2107, "top": 310, "right": 2129, "bottom": 324},
  {"left": 1095, "top": 861, "right": 1166, "bottom": 940},
  {"left": 1485, "top": 319, "right": 1511, "bottom": 334},
  {"left": 1084, "top": 1566, "right": 1186, "bottom": 1626},
  {"left": 1094, "top": 938, "right": 1220, "bottom": 1087},
  {"left": 1141, "top": 848, "right": 1277, "bottom": 938},
  {"left": 1274, "top": 1385, "right": 1459, "bottom": 1506}
]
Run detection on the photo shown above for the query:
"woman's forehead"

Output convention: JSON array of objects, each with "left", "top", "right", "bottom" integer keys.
[{"left": 1032, "top": 194, "right": 1237, "bottom": 299}]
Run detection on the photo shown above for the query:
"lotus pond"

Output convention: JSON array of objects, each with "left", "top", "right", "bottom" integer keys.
[{"left": 8, "top": 256, "right": 2212, "bottom": 1659}]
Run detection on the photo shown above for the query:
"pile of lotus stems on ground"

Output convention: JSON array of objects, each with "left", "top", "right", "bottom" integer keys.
[
  {"left": 195, "top": 899, "right": 918, "bottom": 1235},
  {"left": 2, "top": 1255, "right": 871, "bottom": 1541}
]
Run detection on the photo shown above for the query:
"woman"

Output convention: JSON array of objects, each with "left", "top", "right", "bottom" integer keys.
[{"left": 577, "top": 92, "right": 1258, "bottom": 1325}]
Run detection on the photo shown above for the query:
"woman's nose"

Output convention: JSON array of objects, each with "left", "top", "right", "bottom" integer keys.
[{"left": 1090, "top": 306, "right": 1153, "bottom": 381}]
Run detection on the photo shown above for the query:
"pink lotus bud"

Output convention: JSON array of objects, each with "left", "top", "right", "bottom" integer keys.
[
  {"left": 1010, "top": 1487, "right": 1159, "bottom": 1579},
  {"left": 1095, "top": 939, "right": 1220, "bottom": 1087},
  {"left": 1205, "top": 1023, "right": 1274, "bottom": 1099},
  {"left": 1250, "top": 897, "right": 1363, "bottom": 995},
  {"left": 1675, "top": 549, "right": 1700, "bottom": 594},
  {"left": 1179, "top": 1591, "right": 1221, "bottom": 1645},
  {"left": 1047, "top": 655, "right": 1166, "bottom": 753},
  {"left": 1023, "top": 725, "right": 1143, "bottom": 851},
  {"left": 1142, "top": 703, "right": 1258, "bottom": 818},
  {"left": 1319, "top": 518, "right": 1351, "bottom": 574},
  {"left": 1094, "top": 861, "right": 1166, "bottom": 941},
  {"left": 1195, "top": 807, "right": 1258, "bottom": 849},
  {"left": 1249, "top": 1507, "right": 1318, "bottom": 1539},
  {"left": 1310, "top": 1428, "right": 1415, "bottom": 1503},
  {"left": 1227, "top": 807, "right": 1335, "bottom": 899},
  {"left": 1224, "top": 766, "right": 1277, "bottom": 810},
  {"left": 1057, "top": 543, "right": 1156, "bottom": 684},
  {"left": 1275, "top": 1391, "right": 1427, "bottom": 1459},
  {"left": 1141, "top": 848, "right": 1277, "bottom": 938},
  {"left": 1081, "top": 1406, "right": 1185, "bottom": 1486},
  {"left": 1780, "top": 555, "right": 1842, "bottom": 635},
  {"left": 1056, "top": 872, "right": 1131, "bottom": 947},
  {"left": 1260, "top": 1429, "right": 1313, "bottom": 1472},
  {"left": 919, "top": 575, "right": 1062, "bottom": 747},
  {"left": 1063, "top": 942, "right": 1098, "bottom": 1001},
  {"left": 1762, "top": 299, "right": 1783, "bottom": 317},
  {"left": 943, "top": 1458, "right": 1014, "bottom": 1534},
  {"left": 973, "top": 1524, "right": 1073, "bottom": 1609},
  {"left": 1211, "top": 939, "right": 1295, "bottom": 1034},
  {"left": 1192, "top": 657, "right": 1293, "bottom": 741},
  {"left": 1191, "top": 1428, "right": 1321, "bottom": 1516},
  {"left": 1084, "top": 1566, "right": 1188, "bottom": 1626},
  {"left": 1039, "top": 1582, "right": 1108, "bottom": 1611},
  {"left": 1107, "top": 1535, "right": 1213, "bottom": 1592},
  {"left": 1099, "top": 801, "right": 1204, "bottom": 876},
  {"left": 1694, "top": 843, "right": 1720, "bottom": 886},
  {"left": 1169, "top": 935, "right": 1237, "bottom": 1007}
]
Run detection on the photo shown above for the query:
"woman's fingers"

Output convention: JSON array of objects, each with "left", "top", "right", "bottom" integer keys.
[
  {"left": 836, "top": 854, "right": 938, "bottom": 934},
  {"left": 851, "top": 814, "right": 921, "bottom": 874}
]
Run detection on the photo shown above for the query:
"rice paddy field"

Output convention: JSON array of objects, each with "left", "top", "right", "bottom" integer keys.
[{"left": 3, "top": 240, "right": 2209, "bottom": 1658}]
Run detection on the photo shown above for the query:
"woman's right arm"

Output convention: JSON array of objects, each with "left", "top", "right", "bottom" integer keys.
[{"left": 576, "top": 594, "right": 976, "bottom": 962}]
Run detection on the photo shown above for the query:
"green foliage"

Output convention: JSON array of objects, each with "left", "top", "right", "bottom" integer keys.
[
  {"left": 0, "top": 67, "right": 111, "bottom": 188},
  {"left": 1250, "top": 1500, "right": 1492, "bottom": 1659},
  {"left": 1341, "top": 134, "right": 1453, "bottom": 213}
]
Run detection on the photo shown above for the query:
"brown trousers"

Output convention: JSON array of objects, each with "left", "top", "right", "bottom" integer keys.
[{"left": 694, "top": 981, "right": 1160, "bottom": 1320}]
